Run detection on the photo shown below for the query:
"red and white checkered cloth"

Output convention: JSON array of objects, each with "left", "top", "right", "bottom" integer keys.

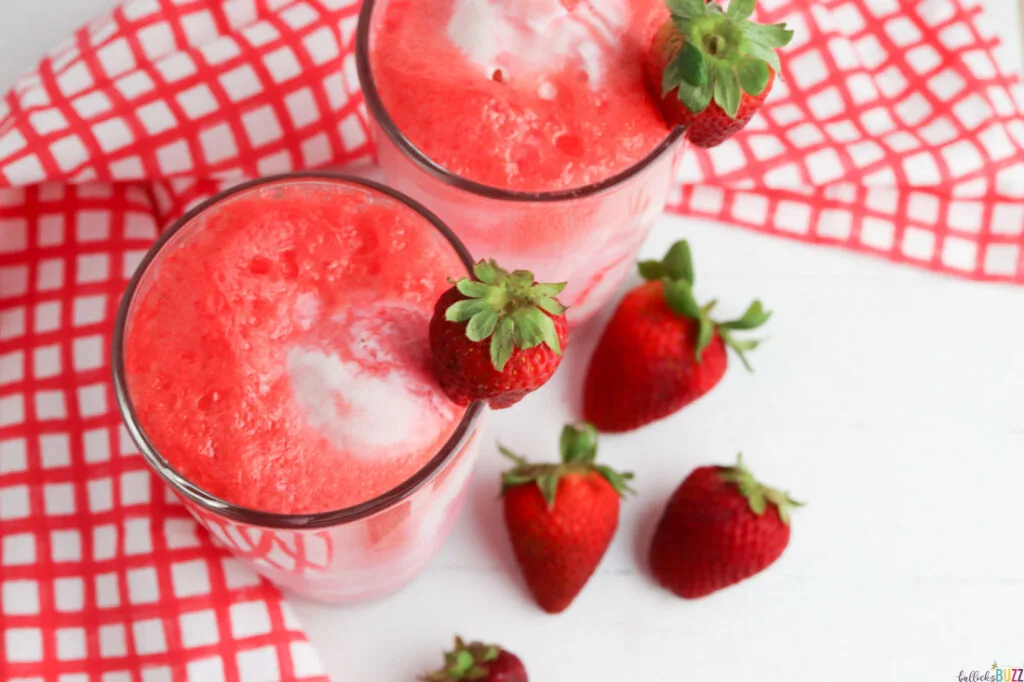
[
  {"left": 674, "top": 0, "right": 1024, "bottom": 279},
  {"left": 0, "top": 0, "right": 1022, "bottom": 679}
]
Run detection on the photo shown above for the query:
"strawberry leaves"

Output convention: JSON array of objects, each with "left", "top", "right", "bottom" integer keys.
[
  {"left": 560, "top": 420, "right": 599, "bottom": 463},
  {"left": 696, "top": 313, "right": 716, "bottom": 361},
  {"left": 664, "top": 280, "right": 703, "bottom": 319},
  {"left": 663, "top": 40, "right": 713, "bottom": 114},
  {"left": 445, "top": 260, "right": 567, "bottom": 372},
  {"left": 466, "top": 307, "right": 498, "bottom": 340},
  {"left": 501, "top": 423, "right": 634, "bottom": 508},
  {"left": 666, "top": 0, "right": 708, "bottom": 27},
  {"left": 659, "top": 0, "right": 794, "bottom": 118},
  {"left": 422, "top": 637, "right": 501, "bottom": 682},
  {"left": 737, "top": 57, "right": 770, "bottom": 96},
  {"left": 677, "top": 41, "right": 709, "bottom": 88},
  {"left": 740, "top": 21, "right": 794, "bottom": 49},
  {"left": 718, "top": 300, "right": 771, "bottom": 370},
  {"left": 639, "top": 240, "right": 771, "bottom": 368},
  {"left": 489, "top": 318, "right": 516, "bottom": 371},
  {"left": 719, "top": 300, "right": 771, "bottom": 330},
  {"left": 713, "top": 63, "right": 741, "bottom": 117},
  {"left": 740, "top": 22, "right": 793, "bottom": 74},
  {"left": 718, "top": 454, "right": 804, "bottom": 525},
  {"left": 639, "top": 240, "right": 694, "bottom": 284},
  {"left": 727, "top": 0, "right": 755, "bottom": 20}
]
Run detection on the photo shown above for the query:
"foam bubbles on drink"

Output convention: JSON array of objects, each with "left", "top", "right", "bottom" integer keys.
[{"left": 446, "top": 0, "right": 628, "bottom": 86}]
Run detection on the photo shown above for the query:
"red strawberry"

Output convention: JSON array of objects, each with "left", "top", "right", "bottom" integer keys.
[
  {"left": 422, "top": 637, "right": 527, "bottom": 682},
  {"left": 645, "top": 0, "right": 793, "bottom": 148},
  {"left": 501, "top": 423, "right": 633, "bottom": 613},
  {"left": 430, "top": 260, "right": 569, "bottom": 409},
  {"left": 583, "top": 240, "right": 769, "bottom": 432},
  {"left": 648, "top": 454, "right": 802, "bottom": 598}
]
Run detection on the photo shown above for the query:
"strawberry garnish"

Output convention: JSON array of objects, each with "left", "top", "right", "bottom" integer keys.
[
  {"left": 429, "top": 260, "right": 568, "bottom": 408},
  {"left": 647, "top": 0, "right": 794, "bottom": 147}
]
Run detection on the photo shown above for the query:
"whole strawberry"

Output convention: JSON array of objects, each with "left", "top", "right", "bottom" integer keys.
[
  {"left": 430, "top": 260, "right": 568, "bottom": 409},
  {"left": 583, "top": 240, "right": 769, "bottom": 432},
  {"left": 649, "top": 454, "right": 802, "bottom": 598},
  {"left": 645, "top": 0, "right": 793, "bottom": 148},
  {"left": 501, "top": 423, "right": 633, "bottom": 613},
  {"left": 422, "top": 637, "right": 527, "bottom": 682}
]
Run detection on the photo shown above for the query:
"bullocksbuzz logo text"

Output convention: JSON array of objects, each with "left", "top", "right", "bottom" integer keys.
[{"left": 958, "top": 662, "right": 1024, "bottom": 682}]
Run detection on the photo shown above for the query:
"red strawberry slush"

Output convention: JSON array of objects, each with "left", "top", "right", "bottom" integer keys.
[
  {"left": 365, "top": 0, "right": 680, "bottom": 324},
  {"left": 122, "top": 177, "right": 482, "bottom": 601}
]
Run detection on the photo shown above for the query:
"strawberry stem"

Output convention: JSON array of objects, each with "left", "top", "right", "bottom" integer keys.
[
  {"left": 500, "top": 423, "right": 634, "bottom": 508},
  {"left": 560, "top": 420, "right": 599, "bottom": 463},
  {"left": 422, "top": 637, "right": 501, "bottom": 681},
  {"left": 640, "top": 240, "right": 770, "bottom": 370},
  {"left": 660, "top": 0, "right": 794, "bottom": 118},
  {"left": 718, "top": 454, "right": 804, "bottom": 525},
  {"left": 445, "top": 260, "right": 568, "bottom": 372}
]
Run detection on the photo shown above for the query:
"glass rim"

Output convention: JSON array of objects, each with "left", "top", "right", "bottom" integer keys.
[
  {"left": 111, "top": 171, "right": 486, "bottom": 530},
  {"left": 354, "top": 0, "right": 685, "bottom": 203}
]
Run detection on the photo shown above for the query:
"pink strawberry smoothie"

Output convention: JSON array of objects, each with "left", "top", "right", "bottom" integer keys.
[
  {"left": 369, "top": 0, "right": 670, "bottom": 192},
  {"left": 124, "top": 178, "right": 469, "bottom": 515}
]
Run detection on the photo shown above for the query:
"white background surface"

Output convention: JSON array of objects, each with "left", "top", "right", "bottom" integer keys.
[{"left": 3, "top": 2, "right": 1024, "bottom": 681}]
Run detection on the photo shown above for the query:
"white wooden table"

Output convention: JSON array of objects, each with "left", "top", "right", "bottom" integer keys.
[{"left": 3, "top": 2, "right": 1023, "bottom": 680}]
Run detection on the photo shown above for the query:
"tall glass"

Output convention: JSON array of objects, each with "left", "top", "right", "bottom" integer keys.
[
  {"left": 356, "top": 0, "right": 686, "bottom": 326},
  {"left": 112, "top": 174, "right": 485, "bottom": 604}
]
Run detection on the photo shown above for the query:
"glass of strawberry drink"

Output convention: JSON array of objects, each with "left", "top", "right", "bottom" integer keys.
[
  {"left": 114, "top": 174, "right": 485, "bottom": 604},
  {"left": 357, "top": 0, "right": 792, "bottom": 328}
]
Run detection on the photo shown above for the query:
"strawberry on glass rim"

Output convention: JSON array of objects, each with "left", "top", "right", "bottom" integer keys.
[
  {"left": 430, "top": 259, "right": 569, "bottom": 409},
  {"left": 646, "top": 0, "right": 794, "bottom": 148}
]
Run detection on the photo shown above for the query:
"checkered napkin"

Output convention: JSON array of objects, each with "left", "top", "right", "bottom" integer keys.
[
  {"left": 675, "top": 0, "right": 1024, "bottom": 280},
  {"left": 0, "top": 0, "right": 1022, "bottom": 680}
]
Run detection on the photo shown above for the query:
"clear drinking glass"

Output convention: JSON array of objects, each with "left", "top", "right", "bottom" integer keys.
[
  {"left": 356, "top": 0, "right": 687, "bottom": 326},
  {"left": 112, "top": 173, "right": 485, "bottom": 604}
]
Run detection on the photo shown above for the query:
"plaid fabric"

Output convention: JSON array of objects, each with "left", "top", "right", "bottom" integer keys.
[
  {"left": 0, "top": 0, "right": 1022, "bottom": 679},
  {"left": 673, "top": 0, "right": 1024, "bottom": 280},
  {"left": 1, "top": 3, "right": 355, "bottom": 680}
]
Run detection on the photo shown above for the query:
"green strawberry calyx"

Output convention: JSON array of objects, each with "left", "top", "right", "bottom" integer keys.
[
  {"left": 421, "top": 637, "right": 501, "bottom": 681},
  {"left": 638, "top": 239, "right": 770, "bottom": 371},
  {"left": 445, "top": 259, "right": 567, "bottom": 373},
  {"left": 500, "top": 422, "right": 635, "bottom": 509},
  {"left": 718, "top": 453, "right": 804, "bottom": 525},
  {"left": 661, "top": 0, "right": 794, "bottom": 118}
]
